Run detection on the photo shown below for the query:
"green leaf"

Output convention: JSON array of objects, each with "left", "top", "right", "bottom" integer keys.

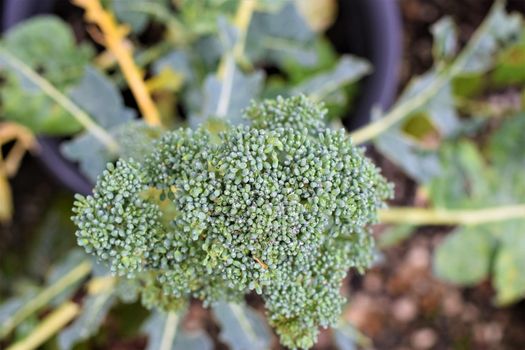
[
  {"left": 61, "top": 120, "right": 161, "bottom": 182},
  {"left": 378, "top": 225, "right": 415, "bottom": 249},
  {"left": 292, "top": 55, "right": 371, "bottom": 102},
  {"left": 2, "top": 16, "right": 93, "bottom": 88},
  {"left": 58, "top": 289, "right": 116, "bottom": 349},
  {"left": 494, "top": 225, "right": 525, "bottom": 305},
  {"left": 434, "top": 227, "right": 494, "bottom": 285},
  {"left": 492, "top": 35, "right": 525, "bottom": 86},
  {"left": 427, "top": 141, "right": 491, "bottom": 209},
  {"left": 212, "top": 302, "right": 271, "bottom": 350},
  {"left": 246, "top": 2, "right": 317, "bottom": 66},
  {"left": 0, "top": 16, "right": 93, "bottom": 135},
  {"left": 375, "top": 130, "right": 441, "bottom": 183},
  {"left": 70, "top": 66, "right": 135, "bottom": 129},
  {"left": 112, "top": 0, "right": 169, "bottom": 33},
  {"left": 143, "top": 311, "right": 180, "bottom": 350},
  {"left": 431, "top": 17, "right": 457, "bottom": 62},
  {"left": 333, "top": 326, "right": 358, "bottom": 350},
  {"left": 173, "top": 329, "right": 213, "bottom": 350},
  {"left": 462, "top": 3, "right": 522, "bottom": 73},
  {"left": 46, "top": 250, "right": 90, "bottom": 307},
  {"left": 191, "top": 60, "right": 264, "bottom": 125}
]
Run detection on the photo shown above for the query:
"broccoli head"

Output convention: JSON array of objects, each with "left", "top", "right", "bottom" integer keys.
[{"left": 72, "top": 95, "right": 392, "bottom": 349}]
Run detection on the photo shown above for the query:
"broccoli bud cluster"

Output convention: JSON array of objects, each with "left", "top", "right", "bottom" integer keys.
[{"left": 72, "top": 95, "right": 392, "bottom": 349}]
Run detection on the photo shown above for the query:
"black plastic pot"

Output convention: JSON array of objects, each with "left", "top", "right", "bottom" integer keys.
[{"left": 1, "top": 0, "right": 402, "bottom": 195}]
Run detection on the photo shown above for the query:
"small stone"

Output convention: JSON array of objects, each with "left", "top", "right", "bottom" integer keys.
[
  {"left": 411, "top": 328, "right": 437, "bottom": 349},
  {"left": 391, "top": 297, "right": 418, "bottom": 322},
  {"left": 406, "top": 246, "right": 430, "bottom": 270}
]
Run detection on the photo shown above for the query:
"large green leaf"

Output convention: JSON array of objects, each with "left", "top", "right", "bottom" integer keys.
[
  {"left": 58, "top": 289, "right": 116, "bottom": 349},
  {"left": 0, "top": 16, "right": 94, "bottom": 135},
  {"left": 292, "top": 55, "right": 370, "bottom": 102},
  {"left": 427, "top": 141, "right": 492, "bottom": 209},
  {"left": 494, "top": 226, "right": 525, "bottom": 305},
  {"left": 143, "top": 311, "right": 180, "bottom": 350},
  {"left": 246, "top": 2, "right": 317, "bottom": 66},
  {"left": 70, "top": 66, "right": 135, "bottom": 129},
  {"left": 433, "top": 227, "right": 494, "bottom": 285},
  {"left": 190, "top": 61, "right": 264, "bottom": 126},
  {"left": 212, "top": 302, "right": 271, "bottom": 350},
  {"left": 61, "top": 120, "right": 161, "bottom": 182}
]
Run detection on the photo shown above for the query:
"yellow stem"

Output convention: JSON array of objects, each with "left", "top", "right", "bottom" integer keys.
[
  {"left": 73, "top": 0, "right": 161, "bottom": 127},
  {"left": 379, "top": 204, "right": 525, "bottom": 226},
  {"left": 0, "top": 260, "right": 92, "bottom": 339},
  {"left": 6, "top": 302, "right": 80, "bottom": 350},
  {"left": 217, "top": 0, "right": 256, "bottom": 78}
]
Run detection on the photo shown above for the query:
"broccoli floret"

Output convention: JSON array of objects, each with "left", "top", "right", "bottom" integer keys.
[{"left": 72, "top": 95, "right": 392, "bottom": 349}]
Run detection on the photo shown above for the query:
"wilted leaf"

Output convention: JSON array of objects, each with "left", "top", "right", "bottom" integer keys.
[
  {"left": 492, "top": 37, "right": 525, "bottom": 86},
  {"left": 295, "top": 0, "right": 337, "bottom": 32},
  {"left": 434, "top": 227, "right": 494, "bottom": 285},
  {"left": 58, "top": 289, "right": 116, "bottom": 349},
  {"left": 0, "top": 175, "right": 12, "bottom": 222},
  {"left": 154, "top": 50, "right": 195, "bottom": 84},
  {"left": 213, "top": 302, "right": 271, "bottom": 350},
  {"left": 401, "top": 112, "right": 440, "bottom": 149}
]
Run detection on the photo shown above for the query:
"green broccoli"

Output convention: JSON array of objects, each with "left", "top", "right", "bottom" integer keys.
[{"left": 72, "top": 95, "right": 392, "bottom": 349}]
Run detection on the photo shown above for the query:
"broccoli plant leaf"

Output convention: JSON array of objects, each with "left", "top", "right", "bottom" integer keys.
[
  {"left": 143, "top": 311, "right": 180, "bottom": 350},
  {"left": 58, "top": 289, "right": 116, "bottom": 350},
  {"left": 375, "top": 3, "right": 522, "bottom": 184},
  {"left": 494, "top": 226, "right": 525, "bottom": 305},
  {"left": 433, "top": 227, "right": 495, "bottom": 285},
  {"left": 46, "top": 250, "right": 90, "bottom": 307},
  {"left": 70, "top": 66, "right": 135, "bottom": 129},
  {"left": 462, "top": 3, "right": 522, "bottom": 73},
  {"left": 190, "top": 61, "right": 264, "bottom": 126},
  {"left": 61, "top": 120, "right": 161, "bottom": 182},
  {"left": 333, "top": 324, "right": 358, "bottom": 350},
  {"left": 173, "top": 329, "right": 213, "bottom": 350},
  {"left": 292, "top": 55, "right": 371, "bottom": 102},
  {"left": 212, "top": 302, "right": 271, "bottom": 350},
  {"left": 112, "top": 0, "right": 169, "bottom": 33},
  {"left": 246, "top": 2, "right": 318, "bottom": 66},
  {"left": 375, "top": 131, "right": 441, "bottom": 183},
  {"left": 431, "top": 17, "right": 458, "bottom": 63},
  {"left": 428, "top": 113, "right": 525, "bottom": 304},
  {"left": 0, "top": 16, "right": 94, "bottom": 135}
]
